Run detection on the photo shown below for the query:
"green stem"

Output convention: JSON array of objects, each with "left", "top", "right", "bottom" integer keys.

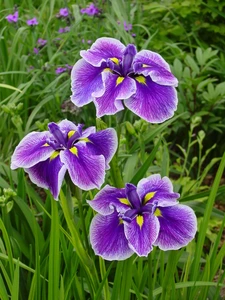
[
  {"left": 60, "top": 190, "right": 99, "bottom": 295},
  {"left": 148, "top": 252, "right": 153, "bottom": 300}
]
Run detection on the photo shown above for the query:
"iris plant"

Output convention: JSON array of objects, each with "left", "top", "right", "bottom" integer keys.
[
  {"left": 71, "top": 37, "right": 178, "bottom": 123},
  {"left": 27, "top": 18, "right": 38, "bottom": 26},
  {"left": 80, "top": 3, "right": 99, "bottom": 16},
  {"left": 88, "top": 174, "right": 197, "bottom": 260},
  {"left": 6, "top": 11, "right": 18, "bottom": 23},
  {"left": 11, "top": 120, "right": 117, "bottom": 200}
]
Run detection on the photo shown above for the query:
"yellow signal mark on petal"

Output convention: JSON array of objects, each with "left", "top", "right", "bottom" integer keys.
[
  {"left": 50, "top": 151, "right": 60, "bottom": 161},
  {"left": 42, "top": 143, "right": 49, "bottom": 147},
  {"left": 103, "top": 68, "right": 112, "bottom": 72},
  {"left": 144, "top": 192, "right": 156, "bottom": 204},
  {"left": 116, "top": 76, "right": 125, "bottom": 86},
  {"left": 68, "top": 130, "right": 76, "bottom": 138},
  {"left": 136, "top": 215, "right": 144, "bottom": 229},
  {"left": 142, "top": 64, "right": 149, "bottom": 67},
  {"left": 110, "top": 57, "right": 119, "bottom": 65},
  {"left": 79, "top": 137, "right": 91, "bottom": 143},
  {"left": 118, "top": 198, "right": 130, "bottom": 206},
  {"left": 135, "top": 76, "right": 147, "bottom": 85},
  {"left": 119, "top": 218, "right": 123, "bottom": 225},
  {"left": 154, "top": 208, "right": 162, "bottom": 217},
  {"left": 69, "top": 146, "right": 78, "bottom": 157}
]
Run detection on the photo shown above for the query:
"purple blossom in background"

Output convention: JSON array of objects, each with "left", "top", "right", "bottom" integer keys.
[
  {"left": 58, "top": 26, "right": 70, "bottom": 33},
  {"left": 11, "top": 120, "right": 118, "bottom": 200},
  {"left": 123, "top": 21, "right": 132, "bottom": 31},
  {"left": 6, "top": 11, "right": 18, "bottom": 23},
  {"left": 82, "top": 39, "right": 92, "bottom": 44},
  {"left": 55, "top": 67, "right": 67, "bottom": 74},
  {"left": 27, "top": 18, "right": 38, "bottom": 26},
  {"left": 37, "top": 38, "right": 47, "bottom": 46},
  {"left": 33, "top": 47, "right": 39, "bottom": 54},
  {"left": 80, "top": 3, "right": 99, "bottom": 16},
  {"left": 71, "top": 37, "right": 178, "bottom": 123},
  {"left": 88, "top": 175, "right": 197, "bottom": 260},
  {"left": 59, "top": 7, "right": 69, "bottom": 17}
]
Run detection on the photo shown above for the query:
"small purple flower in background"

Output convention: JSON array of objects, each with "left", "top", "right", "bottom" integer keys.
[
  {"left": 59, "top": 7, "right": 69, "bottom": 17},
  {"left": 11, "top": 120, "right": 118, "bottom": 200},
  {"left": 82, "top": 39, "right": 92, "bottom": 44},
  {"left": 55, "top": 67, "right": 67, "bottom": 74},
  {"left": 71, "top": 37, "right": 178, "bottom": 123},
  {"left": 58, "top": 26, "right": 70, "bottom": 33},
  {"left": 6, "top": 11, "right": 19, "bottom": 23},
  {"left": 27, "top": 17, "right": 38, "bottom": 26},
  {"left": 33, "top": 47, "right": 39, "bottom": 54},
  {"left": 80, "top": 3, "right": 99, "bottom": 16},
  {"left": 123, "top": 21, "right": 132, "bottom": 31},
  {"left": 37, "top": 38, "right": 47, "bottom": 46},
  {"left": 88, "top": 174, "right": 197, "bottom": 260}
]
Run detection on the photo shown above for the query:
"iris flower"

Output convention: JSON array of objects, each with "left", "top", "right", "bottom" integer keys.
[
  {"left": 88, "top": 175, "right": 197, "bottom": 260},
  {"left": 27, "top": 18, "right": 38, "bottom": 26},
  {"left": 6, "top": 11, "right": 19, "bottom": 23},
  {"left": 11, "top": 120, "right": 117, "bottom": 200},
  {"left": 71, "top": 37, "right": 178, "bottom": 123}
]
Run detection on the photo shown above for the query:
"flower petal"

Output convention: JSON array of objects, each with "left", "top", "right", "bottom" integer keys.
[
  {"left": 133, "top": 50, "right": 178, "bottom": 86},
  {"left": 25, "top": 155, "right": 67, "bottom": 200},
  {"left": 154, "top": 204, "right": 197, "bottom": 250},
  {"left": 125, "top": 76, "right": 178, "bottom": 123},
  {"left": 137, "top": 174, "right": 179, "bottom": 206},
  {"left": 124, "top": 214, "right": 159, "bottom": 257},
  {"left": 71, "top": 58, "right": 105, "bottom": 107},
  {"left": 89, "top": 212, "right": 134, "bottom": 261},
  {"left": 11, "top": 132, "right": 54, "bottom": 169},
  {"left": 86, "top": 128, "right": 118, "bottom": 169},
  {"left": 58, "top": 119, "right": 77, "bottom": 133},
  {"left": 80, "top": 37, "right": 125, "bottom": 67},
  {"left": 60, "top": 144, "right": 105, "bottom": 190},
  {"left": 94, "top": 71, "right": 136, "bottom": 117},
  {"left": 87, "top": 185, "right": 129, "bottom": 215}
]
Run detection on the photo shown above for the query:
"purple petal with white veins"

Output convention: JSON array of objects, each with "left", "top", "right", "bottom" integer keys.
[
  {"left": 81, "top": 126, "right": 96, "bottom": 138},
  {"left": 94, "top": 71, "right": 136, "bottom": 117},
  {"left": 87, "top": 185, "right": 129, "bottom": 215},
  {"left": 124, "top": 214, "right": 159, "bottom": 257},
  {"left": 60, "top": 144, "right": 105, "bottom": 190},
  {"left": 125, "top": 183, "right": 141, "bottom": 209},
  {"left": 58, "top": 119, "right": 77, "bottom": 133},
  {"left": 137, "top": 174, "right": 179, "bottom": 206},
  {"left": 90, "top": 212, "right": 134, "bottom": 261},
  {"left": 125, "top": 76, "right": 178, "bottom": 123},
  {"left": 154, "top": 204, "right": 197, "bottom": 250},
  {"left": 133, "top": 50, "right": 177, "bottom": 86},
  {"left": 71, "top": 58, "right": 105, "bottom": 107},
  {"left": 11, "top": 132, "right": 54, "bottom": 169},
  {"left": 80, "top": 37, "right": 125, "bottom": 67},
  {"left": 25, "top": 155, "right": 67, "bottom": 200},
  {"left": 86, "top": 128, "right": 118, "bottom": 169}
]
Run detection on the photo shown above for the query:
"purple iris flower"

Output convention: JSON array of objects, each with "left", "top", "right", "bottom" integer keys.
[
  {"left": 27, "top": 18, "right": 38, "bottom": 26},
  {"left": 88, "top": 174, "right": 197, "bottom": 260},
  {"left": 33, "top": 47, "right": 39, "bottom": 54},
  {"left": 6, "top": 11, "right": 19, "bottom": 23},
  {"left": 55, "top": 67, "right": 67, "bottom": 74},
  {"left": 58, "top": 26, "right": 70, "bottom": 33},
  {"left": 123, "top": 21, "right": 132, "bottom": 31},
  {"left": 37, "top": 38, "right": 47, "bottom": 46},
  {"left": 59, "top": 8, "right": 69, "bottom": 17},
  {"left": 11, "top": 120, "right": 117, "bottom": 200},
  {"left": 71, "top": 37, "right": 178, "bottom": 123},
  {"left": 80, "top": 3, "right": 99, "bottom": 16}
]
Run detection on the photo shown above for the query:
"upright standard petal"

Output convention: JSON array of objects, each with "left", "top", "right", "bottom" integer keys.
[
  {"left": 11, "top": 132, "right": 54, "bottom": 169},
  {"left": 154, "top": 204, "right": 197, "bottom": 251},
  {"left": 124, "top": 214, "right": 159, "bottom": 257},
  {"left": 90, "top": 212, "right": 134, "bottom": 261},
  {"left": 80, "top": 37, "right": 125, "bottom": 67},
  {"left": 94, "top": 71, "right": 136, "bottom": 117},
  {"left": 60, "top": 144, "right": 105, "bottom": 190},
  {"left": 137, "top": 174, "right": 179, "bottom": 206},
  {"left": 86, "top": 128, "right": 118, "bottom": 169},
  {"left": 125, "top": 76, "right": 178, "bottom": 123},
  {"left": 133, "top": 50, "right": 178, "bottom": 87},
  {"left": 71, "top": 58, "right": 105, "bottom": 107},
  {"left": 25, "top": 155, "right": 67, "bottom": 200},
  {"left": 87, "top": 185, "right": 129, "bottom": 216}
]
